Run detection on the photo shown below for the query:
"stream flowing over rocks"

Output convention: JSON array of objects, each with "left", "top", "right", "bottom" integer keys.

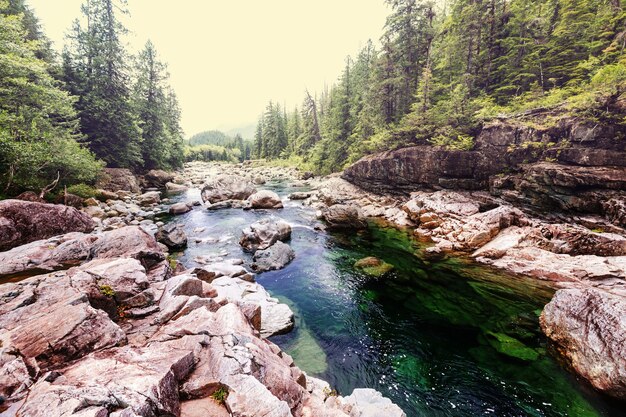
[
  {"left": 0, "top": 163, "right": 407, "bottom": 417},
  {"left": 1, "top": 156, "right": 626, "bottom": 415}
]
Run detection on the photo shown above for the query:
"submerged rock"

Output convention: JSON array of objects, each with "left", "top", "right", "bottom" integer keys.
[
  {"left": 252, "top": 241, "right": 295, "bottom": 272},
  {"left": 354, "top": 257, "right": 394, "bottom": 278},
  {"left": 201, "top": 174, "right": 256, "bottom": 204},
  {"left": 156, "top": 223, "right": 188, "bottom": 251},
  {"left": 247, "top": 190, "right": 283, "bottom": 209},
  {"left": 540, "top": 288, "right": 626, "bottom": 399},
  {"left": 484, "top": 331, "right": 539, "bottom": 361},
  {"left": 0, "top": 199, "right": 94, "bottom": 252}
]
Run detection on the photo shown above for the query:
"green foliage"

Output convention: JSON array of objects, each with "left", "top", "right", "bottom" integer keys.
[
  {"left": 210, "top": 386, "right": 229, "bottom": 405},
  {"left": 0, "top": 1, "right": 102, "bottom": 194},
  {"left": 132, "top": 41, "right": 184, "bottom": 171},
  {"left": 322, "top": 386, "right": 338, "bottom": 398},
  {"left": 430, "top": 132, "right": 474, "bottom": 151},
  {"left": 66, "top": 183, "right": 97, "bottom": 198},
  {"left": 188, "top": 130, "right": 251, "bottom": 162},
  {"left": 184, "top": 144, "right": 240, "bottom": 163},
  {"left": 0, "top": 0, "right": 187, "bottom": 197},
  {"left": 63, "top": 0, "right": 143, "bottom": 170},
  {"left": 252, "top": 0, "right": 626, "bottom": 174},
  {"left": 99, "top": 285, "right": 115, "bottom": 298}
]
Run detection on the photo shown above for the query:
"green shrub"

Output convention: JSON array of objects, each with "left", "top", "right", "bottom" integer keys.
[
  {"left": 211, "top": 386, "right": 229, "bottom": 405},
  {"left": 99, "top": 285, "right": 115, "bottom": 298},
  {"left": 66, "top": 184, "right": 97, "bottom": 199}
]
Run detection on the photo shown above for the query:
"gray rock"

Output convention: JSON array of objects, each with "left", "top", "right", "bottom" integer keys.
[
  {"left": 169, "top": 202, "right": 192, "bottom": 215},
  {"left": 288, "top": 192, "right": 312, "bottom": 200},
  {"left": 247, "top": 190, "right": 283, "bottom": 209},
  {"left": 322, "top": 204, "right": 367, "bottom": 231},
  {"left": 166, "top": 181, "right": 188, "bottom": 194},
  {"left": 156, "top": 223, "right": 188, "bottom": 251},
  {"left": 201, "top": 175, "right": 256, "bottom": 204},
  {"left": 144, "top": 169, "right": 175, "bottom": 189},
  {"left": 343, "top": 388, "right": 407, "bottom": 417},
  {"left": 252, "top": 241, "right": 295, "bottom": 272},
  {"left": 540, "top": 288, "right": 626, "bottom": 400},
  {"left": 239, "top": 218, "right": 292, "bottom": 252},
  {"left": 137, "top": 191, "right": 161, "bottom": 206}
]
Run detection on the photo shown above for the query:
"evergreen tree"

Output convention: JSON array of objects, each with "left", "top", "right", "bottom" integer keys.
[
  {"left": 0, "top": 0, "right": 101, "bottom": 193},
  {"left": 63, "top": 0, "right": 142, "bottom": 169},
  {"left": 132, "top": 40, "right": 183, "bottom": 170}
]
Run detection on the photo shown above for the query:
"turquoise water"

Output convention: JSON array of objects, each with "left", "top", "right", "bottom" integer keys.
[{"left": 169, "top": 181, "right": 625, "bottom": 417}]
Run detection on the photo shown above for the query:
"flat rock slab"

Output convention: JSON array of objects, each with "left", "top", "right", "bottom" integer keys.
[{"left": 181, "top": 398, "right": 230, "bottom": 417}]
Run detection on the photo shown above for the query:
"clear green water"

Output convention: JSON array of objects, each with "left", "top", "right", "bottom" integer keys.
[{"left": 170, "top": 182, "right": 625, "bottom": 417}]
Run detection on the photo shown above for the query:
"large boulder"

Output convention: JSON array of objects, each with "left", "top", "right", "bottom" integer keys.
[
  {"left": 0, "top": 200, "right": 94, "bottom": 252},
  {"left": 0, "top": 226, "right": 165, "bottom": 280},
  {"left": 540, "top": 288, "right": 626, "bottom": 399},
  {"left": 169, "top": 202, "right": 192, "bottom": 215},
  {"left": 322, "top": 204, "right": 367, "bottom": 231},
  {"left": 13, "top": 344, "right": 195, "bottom": 417},
  {"left": 239, "top": 218, "right": 292, "bottom": 252},
  {"left": 96, "top": 168, "right": 140, "bottom": 193},
  {"left": 201, "top": 175, "right": 257, "bottom": 204},
  {"left": 252, "top": 241, "right": 295, "bottom": 272},
  {"left": 342, "top": 389, "right": 406, "bottom": 417},
  {"left": 156, "top": 223, "right": 188, "bottom": 251},
  {"left": 210, "top": 276, "right": 294, "bottom": 337},
  {"left": 144, "top": 169, "right": 175, "bottom": 189},
  {"left": 166, "top": 181, "right": 189, "bottom": 194},
  {"left": 137, "top": 190, "right": 161, "bottom": 206},
  {"left": 247, "top": 190, "right": 284, "bottom": 209}
]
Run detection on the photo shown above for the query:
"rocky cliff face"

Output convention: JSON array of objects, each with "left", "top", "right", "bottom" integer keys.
[{"left": 343, "top": 116, "right": 626, "bottom": 226}]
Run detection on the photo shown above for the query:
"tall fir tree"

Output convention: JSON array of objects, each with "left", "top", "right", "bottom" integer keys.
[{"left": 63, "top": 0, "right": 142, "bottom": 169}]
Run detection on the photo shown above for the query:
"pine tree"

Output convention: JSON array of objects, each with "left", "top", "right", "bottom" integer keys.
[
  {"left": 0, "top": 0, "right": 101, "bottom": 192},
  {"left": 132, "top": 40, "right": 183, "bottom": 170},
  {"left": 63, "top": 0, "right": 142, "bottom": 169}
]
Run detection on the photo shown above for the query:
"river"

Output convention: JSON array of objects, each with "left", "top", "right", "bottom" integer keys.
[{"left": 165, "top": 179, "right": 624, "bottom": 417}]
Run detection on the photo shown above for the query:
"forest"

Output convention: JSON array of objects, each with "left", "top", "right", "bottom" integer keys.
[
  {"left": 0, "top": 0, "right": 184, "bottom": 196},
  {"left": 185, "top": 130, "right": 253, "bottom": 163},
  {"left": 253, "top": 0, "right": 626, "bottom": 174},
  {"left": 2, "top": 0, "right": 626, "bottom": 190}
]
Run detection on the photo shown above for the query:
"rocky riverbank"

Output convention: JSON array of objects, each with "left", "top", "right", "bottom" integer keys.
[
  {"left": 321, "top": 112, "right": 626, "bottom": 402},
  {"left": 182, "top": 161, "right": 625, "bottom": 401},
  {"left": 0, "top": 164, "right": 406, "bottom": 417},
  {"left": 2, "top": 158, "right": 625, "bottom": 413}
]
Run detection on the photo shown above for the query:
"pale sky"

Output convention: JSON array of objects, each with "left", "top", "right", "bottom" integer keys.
[{"left": 27, "top": 0, "right": 389, "bottom": 138}]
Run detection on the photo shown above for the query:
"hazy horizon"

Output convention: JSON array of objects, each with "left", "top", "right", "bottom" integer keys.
[{"left": 28, "top": 0, "right": 389, "bottom": 138}]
